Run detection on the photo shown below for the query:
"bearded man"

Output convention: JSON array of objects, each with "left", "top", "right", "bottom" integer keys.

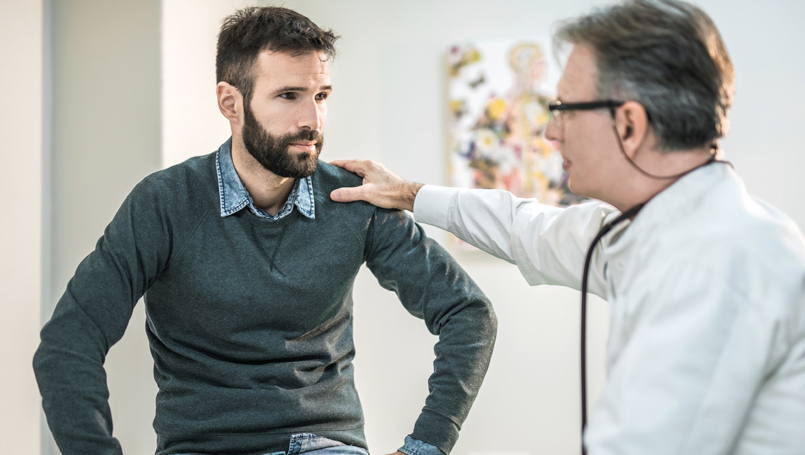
[{"left": 34, "top": 7, "right": 497, "bottom": 455}]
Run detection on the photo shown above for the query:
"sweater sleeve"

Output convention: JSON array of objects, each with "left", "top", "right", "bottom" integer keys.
[
  {"left": 33, "top": 178, "right": 174, "bottom": 455},
  {"left": 364, "top": 207, "right": 498, "bottom": 454}
]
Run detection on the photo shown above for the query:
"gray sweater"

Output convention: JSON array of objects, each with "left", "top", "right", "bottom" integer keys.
[{"left": 34, "top": 150, "right": 497, "bottom": 455}]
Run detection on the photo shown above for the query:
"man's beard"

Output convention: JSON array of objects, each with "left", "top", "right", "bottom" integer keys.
[{"left": 241, "top": 102, "right": 323, "bottom": 179}]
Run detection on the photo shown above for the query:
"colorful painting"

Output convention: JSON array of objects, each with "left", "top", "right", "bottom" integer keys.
[{"left": 447, "top": 39, "right": 584, "bottom": 207}]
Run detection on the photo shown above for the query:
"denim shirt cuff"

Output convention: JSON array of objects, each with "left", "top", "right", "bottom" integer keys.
[{"left": 399, "top": 435, "right": 445, "bottom": 455}]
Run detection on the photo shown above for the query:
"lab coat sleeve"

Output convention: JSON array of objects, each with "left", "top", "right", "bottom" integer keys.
[
  {"left": 413, "top": 185, "right": 615, "bottom": 296},
  {"left": 585, "top": 253, "right": 797, "bottom": 455}
]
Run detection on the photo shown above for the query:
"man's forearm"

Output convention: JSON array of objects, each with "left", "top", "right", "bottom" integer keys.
[
  {"left": 411, "top": 299, "right": 497, "bottom": 454},
  {"left": 34, "top": 297, "right": 124, "bottom": 455}
]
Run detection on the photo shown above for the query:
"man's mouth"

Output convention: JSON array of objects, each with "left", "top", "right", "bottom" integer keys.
[{"left": 289, "top": 142, "right": 317, "bottom": 152}]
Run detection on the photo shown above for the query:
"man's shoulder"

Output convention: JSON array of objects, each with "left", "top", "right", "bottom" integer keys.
[
  {"left": 138, "top": 152, "right": 217, "bottom": 194},
  {"left": 720, "top": 197, "right": 805, "bottom": 272},
  {"left": 127, "top": 151, "right": 218, "bottom": 212},
  {"left": 310, "top": 161, "right": 422, "bottom": 235},
  {"left": 141, "top": 152, "right": 216, "bottom": 189},
  {"left": 695, "top": 178, "right": 803, "bottom": 260},
  {"left": 654, "top": 181, "right": 805, "bottom": 302},
  {"left": 311, "top": 160, "right": 378, "bottom": 215},
  {"left": 312, "top": 160, "right": 363, "bottom": 191}
]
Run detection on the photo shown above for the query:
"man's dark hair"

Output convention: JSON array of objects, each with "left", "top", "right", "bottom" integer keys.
[
  {"left": 216, "top": 6, "right": 339, "bottom": 105},
  {"left": 554, "top": 0, "right": 734, "bottom": 151}
]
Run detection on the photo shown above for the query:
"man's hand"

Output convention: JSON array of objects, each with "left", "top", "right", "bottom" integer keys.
[
  {"left": 386, "top": 452, "right": 406, "bottom": 455},
  {"left": 329, "top": 159, "right": 423, "bottom": 211}
]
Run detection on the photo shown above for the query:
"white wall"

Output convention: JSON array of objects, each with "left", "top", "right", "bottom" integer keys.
[
  {"left": 45, "top": 1, "right": 162, "bottom": 453},
  {"left": 0, "top": 1, "right": 43, "bottom": 453},
  {"left": 161, "top": 1, "right": 805, "bottom": 454}
]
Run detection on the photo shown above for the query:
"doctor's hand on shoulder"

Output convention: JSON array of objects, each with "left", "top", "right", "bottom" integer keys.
[{"left": 329, "top": 159, "right": 423, "bottom": 211}]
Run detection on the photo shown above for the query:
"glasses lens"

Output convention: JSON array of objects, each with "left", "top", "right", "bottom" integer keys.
[{"left": 549, "top": 109, "right": 561, "bottom": 127}]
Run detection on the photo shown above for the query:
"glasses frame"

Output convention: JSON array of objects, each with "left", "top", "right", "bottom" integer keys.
[{"left": 547, "top": 99, "right": 625, "bottom": 128}]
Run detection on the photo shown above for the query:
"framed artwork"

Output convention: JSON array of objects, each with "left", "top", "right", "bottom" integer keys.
[{"left": 447, "top": 39, "right": 584, "bottom": 207}]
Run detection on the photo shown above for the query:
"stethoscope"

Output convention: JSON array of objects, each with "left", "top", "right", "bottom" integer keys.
[
  {"left": 577, "top": 129, "right": 727, "bottom": 455},
  {"left": 579, "top": 200, "right": 644, "bottom": 454}
]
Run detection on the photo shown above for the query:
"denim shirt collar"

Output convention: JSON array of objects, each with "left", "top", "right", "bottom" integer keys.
[{"left": 215, "top": 138, "right": 315, "bottom": 220}]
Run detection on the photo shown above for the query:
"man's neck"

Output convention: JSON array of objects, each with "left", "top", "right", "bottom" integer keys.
[
  {"left": 609, "top": 146, "right": 715, "bottom": 212},
  {"left": 231, "top": 138, "right": 296, "bottom": 216}
]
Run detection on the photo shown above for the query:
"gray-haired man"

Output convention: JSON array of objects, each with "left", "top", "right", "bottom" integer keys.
[{"left": 331, "top": 1, "right": 805, "bottom": 454}]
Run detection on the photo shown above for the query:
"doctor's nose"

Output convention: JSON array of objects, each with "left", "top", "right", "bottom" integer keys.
[{"left": 544, "top": 114, "right": 562, "bottom": 142}]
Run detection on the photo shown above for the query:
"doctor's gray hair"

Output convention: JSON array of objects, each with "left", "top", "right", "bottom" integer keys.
[{"left": 554, "top": 0, "right": 734, "bottom": 151}]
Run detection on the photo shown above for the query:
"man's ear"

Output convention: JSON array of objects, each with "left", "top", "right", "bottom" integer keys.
[
  {"left": 615, "top": 100, "right": 651, "bottom": 158},
  {"left": 217, "top": 81, "right": 242, "bottom": 125}
]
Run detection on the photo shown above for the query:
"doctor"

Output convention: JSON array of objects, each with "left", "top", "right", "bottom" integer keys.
[{"left": 330, "top": 0, "right": 805, "bottom": 454}]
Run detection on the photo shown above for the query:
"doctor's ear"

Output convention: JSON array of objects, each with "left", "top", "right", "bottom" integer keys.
[{"left": 617, "top": 101, "right": 650, "bottom": 151}]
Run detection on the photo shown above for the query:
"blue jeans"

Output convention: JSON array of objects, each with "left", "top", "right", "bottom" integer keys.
[
  {"left": 176, "top": 433, "right": 369, "bottom": 455},
  {"left": 281, "top": 433, "right": 368, "bottom": 455}
]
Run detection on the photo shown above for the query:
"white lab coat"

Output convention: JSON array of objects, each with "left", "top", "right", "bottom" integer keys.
[{"left": 413, "top": 162, "right": 805, "bottom": 455}]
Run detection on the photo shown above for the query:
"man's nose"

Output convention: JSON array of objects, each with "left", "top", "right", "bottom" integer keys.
[{"left": 298, "top": 99, "right": 323, "bottom": 130}]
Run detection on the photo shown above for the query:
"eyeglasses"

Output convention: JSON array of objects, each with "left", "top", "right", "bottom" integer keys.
[{"left": 547, "top": 100, "right": 625, "bottom": 128}]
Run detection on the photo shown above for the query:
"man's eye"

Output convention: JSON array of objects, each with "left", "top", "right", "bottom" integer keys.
[
  {"left": 315, "top": 92, "right": 329, "bottom": 101},
  {"left": 279, "top": 92, "right": 297, "bottom": 100}
]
